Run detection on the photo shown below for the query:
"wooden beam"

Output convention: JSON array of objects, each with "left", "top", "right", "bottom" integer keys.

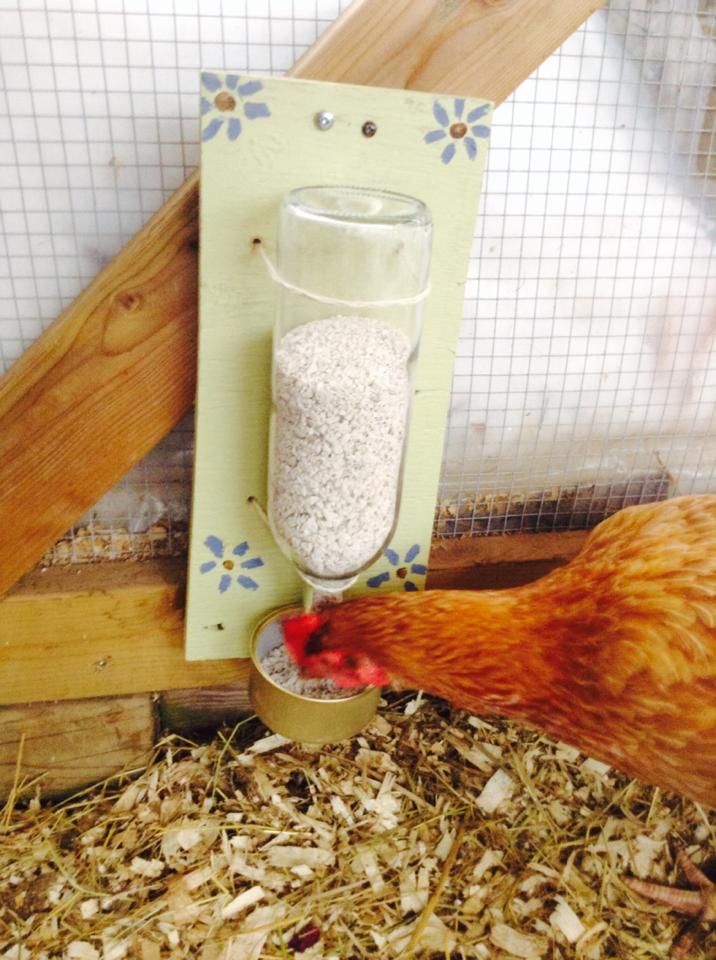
[
  {"left": 0, "top": 180, "right": 199, "bottom": 600},
  {"left": 0, "top": 0, "right": 604, "bottom": 597},
  {"left": 429, "top": 529, "right": 587, "bottom": 568},
  {"left": 0, "top": 694, "right": 156, "bottom": 800},
  {"left": 0, "top": 531, "right": 587, "bottom": 706},
  {"left": 427, "top": 530, "right": 587, "bottom": 589},
  {"left": 296, "top": 0, "right": 604, "bottom": 106},
  {"left": 0, "top": 560, "right": 248, "bottom": 705}
]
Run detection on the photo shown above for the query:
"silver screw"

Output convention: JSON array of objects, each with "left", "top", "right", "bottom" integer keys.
[{"left": 315, "top": 110, "right": 335, "bottom": 130}]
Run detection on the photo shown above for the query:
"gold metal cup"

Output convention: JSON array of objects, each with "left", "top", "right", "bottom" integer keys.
[{"left": 249, "top": 606, "right": 381, "bottom": 744}]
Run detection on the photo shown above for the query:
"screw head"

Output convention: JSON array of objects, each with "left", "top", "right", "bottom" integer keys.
[
  {"left": 314, "top": 111, "right": 335, "bottom": 130},
  {"left": 362, "top": 120, "right": 377, "bottom": 138}
]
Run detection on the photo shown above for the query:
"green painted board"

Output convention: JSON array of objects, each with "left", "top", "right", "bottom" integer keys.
[{"left": 186, "top": 72, "right": 492, "bottom": 660}]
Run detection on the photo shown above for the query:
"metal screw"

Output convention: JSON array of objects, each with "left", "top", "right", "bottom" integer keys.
[
  {"left": 314, "top": 111, "right": 335, "bottom": 130},
  {"left": 362, "top": 120, "right": 377, "bottom": 138}
]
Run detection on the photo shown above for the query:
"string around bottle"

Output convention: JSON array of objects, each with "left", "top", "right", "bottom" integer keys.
[{"left": 252, "top": 238, "right": 431, "bottom": 309}]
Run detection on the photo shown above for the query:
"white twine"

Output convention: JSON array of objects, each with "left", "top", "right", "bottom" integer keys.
[{"left": 254, "top": 240, "right": 431, "bottom": 308}]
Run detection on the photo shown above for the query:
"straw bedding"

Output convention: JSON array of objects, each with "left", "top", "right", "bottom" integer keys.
[{"left": 1, "top": 694, "right": 714, "bottom": 959}]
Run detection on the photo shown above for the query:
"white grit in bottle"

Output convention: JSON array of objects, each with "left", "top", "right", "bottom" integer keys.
[{"left": 270, "top": 314, "right": 412, "bottom": 580}]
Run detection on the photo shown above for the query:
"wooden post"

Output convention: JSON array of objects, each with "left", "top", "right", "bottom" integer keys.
[{"left": 0, "top": 0, "right": 604, "bottom": 597}]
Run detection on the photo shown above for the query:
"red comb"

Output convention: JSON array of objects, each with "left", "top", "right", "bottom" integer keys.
[{"left": 282, "top": 611, "right": 326, "bottom": 665}]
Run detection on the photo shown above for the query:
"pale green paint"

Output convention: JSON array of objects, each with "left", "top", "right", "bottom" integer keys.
[{"left": 186, "top": 73, "right": 492, "bottom": 660}]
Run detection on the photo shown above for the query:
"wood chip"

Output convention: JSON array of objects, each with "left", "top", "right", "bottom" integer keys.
[
  {"left": 79, "top": 899, "right": 99, "bottom": 920},
  {"left": 130, "top": 857, "right": 164, "bottom": 878},
  {"left": 221, "top": 885, "right": 265, "bottom": 919},
  {"left": 266, "top": 846, "right": 334, "bottom": 869},
  {"left": 247, "top": 733, "right": 291, "bottom": 754},
  {"left": 476, "top": 768, "right": 516, "bottom": 813},
  {"left": 66, "top": 944, "right": 99, "bottom": 960},
  {"left": 549, "top": 895, "right": 586, "bottom": 943},
  {"left": 490, "top": 922, "right": 548, "bottom": 958}
]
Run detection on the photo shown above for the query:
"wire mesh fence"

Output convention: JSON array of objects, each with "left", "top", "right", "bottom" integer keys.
[
  {"left": 438, "top": 0, "right": 716, "bottom": 535},
  {"left": 2, "top": 0, "right": 716, "bottom": 559}
]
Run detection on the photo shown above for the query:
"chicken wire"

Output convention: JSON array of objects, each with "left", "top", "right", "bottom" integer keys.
[
  {"left": 1, "top": 0, "right": 716, "bottom": 562},
  {"left": 439, "top": 0, "right": 716, "bottom": 535}
]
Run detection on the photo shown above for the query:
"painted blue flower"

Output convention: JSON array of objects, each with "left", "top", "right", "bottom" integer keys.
[
  {"left": 424, "top": 98, "right": 490, "bottom": 165},
  {"left": 367, "top": 544, "right": 427, "bottom": 592},
  {"left": 201, "top": 72, "right": 271, "bottom": 142},
  {"left": 199, "top": 535, "right": 264, "bottom": 592}
]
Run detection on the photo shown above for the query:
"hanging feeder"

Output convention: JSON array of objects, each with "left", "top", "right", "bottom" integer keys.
[{"left": 248, "top": 185, "right": 431, "bottom": 741}]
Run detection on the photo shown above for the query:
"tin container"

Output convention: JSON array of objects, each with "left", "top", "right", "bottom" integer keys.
[{"left": 248, "top": 606, "right": 381, "bottom": 743}]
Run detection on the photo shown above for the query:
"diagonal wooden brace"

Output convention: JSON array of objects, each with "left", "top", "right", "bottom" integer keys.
[{"left": 0, "top": 0, "right": 604, "bottom": 597}]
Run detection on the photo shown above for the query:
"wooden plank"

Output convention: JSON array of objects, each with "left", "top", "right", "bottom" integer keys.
[
  {"left": 297, "top": 0, "right": 605, "bottom": 106},
  {"left": 0, "top": 530, "right": 586, "bottom": 706},
  {"left": 428, "top": 531, "right": 588, "bottom": 589},
  {"left": 160, "top": 685, "right": 252, "bottom": 734},
  {"left": 428, "top": 558, "right": 571, "bottom": 591},
  {"left": 429, "top": 530, "right": 588, "bottom": 569},
  {"left": 0, "top": 560, "right": 249, "bottom": 705},
  {"left": 0, "top": 0, "right": 604, "bottom": 597},
  {"left": 0, "top": 694, "right": 156, "bottom": 800}
]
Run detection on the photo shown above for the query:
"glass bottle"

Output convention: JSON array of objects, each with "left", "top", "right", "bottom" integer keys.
[{"left": 267, "top": 185, "right": 432, "bottom": 593}]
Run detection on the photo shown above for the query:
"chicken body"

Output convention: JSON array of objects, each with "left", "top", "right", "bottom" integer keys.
[{"left": 286, "top": 495, "right": 716, "bottom": 808}]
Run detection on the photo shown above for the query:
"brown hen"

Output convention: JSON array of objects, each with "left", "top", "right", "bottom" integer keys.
[{"left": 284, "top": 495, "right": 716, "bottom": 927}]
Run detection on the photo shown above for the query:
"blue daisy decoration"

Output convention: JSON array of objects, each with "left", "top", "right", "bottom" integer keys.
[
  {"left": 367, "top": 544, "right": 427, "bottom": 592},
  {"left": 201, "top": 72, "right": 271, "bottom": 142},
  {"left": 199, "top": 535, "right": 264, "bottom": 593},
  {"left": 424, "top": 98, "right": 490, "bottom": 165}
]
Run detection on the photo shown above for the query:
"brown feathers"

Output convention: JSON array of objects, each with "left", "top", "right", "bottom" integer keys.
[{"left": 310, "top": 496, "right": 716, "bottom": 807}]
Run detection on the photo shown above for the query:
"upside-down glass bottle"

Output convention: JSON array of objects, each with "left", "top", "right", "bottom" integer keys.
[{"left": 266, "top": 185, "right": 432, "bottom": 593}]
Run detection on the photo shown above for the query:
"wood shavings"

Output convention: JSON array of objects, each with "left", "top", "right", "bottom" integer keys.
[
  {"left": 490, "top": 922, "right": 548, "bottom": 958},
  {"left": 79, "top": 899, "right": 99, "bottom": 920},
  {"left": 473, "top": 848, "right": 504, "bottom": 880},
  {"left": 220, "top": 885, "right": 265, "bottom": 919},
  {"left": 222, "top": 903, "right": 286, "bottom": 959},
  {"left": 400, "top": 865, "right": 430, "bottom": 911},
  {"left": 247, "top": 733, "right": 291, "bottom": 755},
  {"left": 549, "top": 895, "right": 586, "bottom": 943},
  {"left": 354, "top": 848, "right": 384, "bottom": 894},
  {"left": 476, "top": 768, "right": 516, "bottom": 813},
  {"left": 130, "top": 857, "right": 165, "bottom": 878},
  {"left": 435, "top": 474, "right": 670, "bottom": 537},
  {"left": 266, "top": 847, "right": 334, "bottom": 869},
  {"left": 0, "top": 696, "right": 714, "bottom": 958},
  {"left": 582, "top": 756, "right": 612, "bottom": 778},
  {"left": 67, "top": 944, "right": 99, "bottom": 960},
  {"left": 389, "top": 913, "right": 456, "bottom": 953},
  {"left": 404, "top": 693, "right": 424, "bottom": 716},
  {"left": 42, "top": 521, "right": 189, "bottom": 566}
]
